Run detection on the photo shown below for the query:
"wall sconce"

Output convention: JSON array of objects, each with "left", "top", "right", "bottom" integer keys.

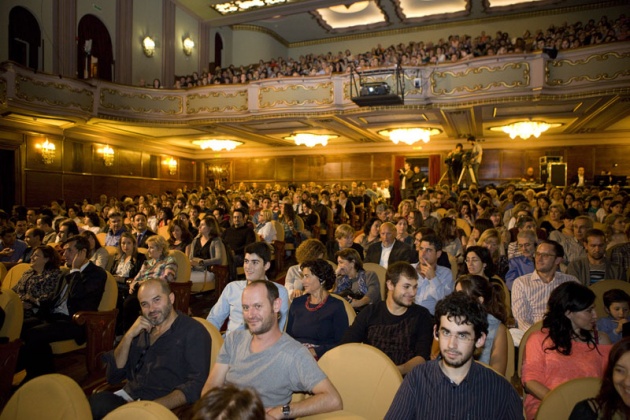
[
  {"left": 36, "top": 139, "right": 56, "bottom": 164},
  {"left": 142, "top": 36, "right": 155, "bottom": 57},
  {"left": 183, "top": 37, "right": 194, "bottom": 56},
  {"left": 97, "top": 145, "right": 115, "bottom": 166},
  {"left": 164, "top": 157, "right": 177, "bottom": 175}
]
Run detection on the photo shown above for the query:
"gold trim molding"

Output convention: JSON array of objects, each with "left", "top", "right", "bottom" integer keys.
[
  {"left": 431, "top": 62, "right": 530, "bottom": 95},
  {"left": 545, "top": 52, "right": 630, "bottom": 86}
]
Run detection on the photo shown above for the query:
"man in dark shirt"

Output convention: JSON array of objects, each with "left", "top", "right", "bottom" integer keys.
[
  {"left": 221, "top": 208, "right": 256, "bottom": 266},
  {"left": 384, "top": 292, "right": 522, "bottom": 419},
  {"left": 341, "top": 262, "right": 433, "bottom": 376},
  {"left": 132, "top": 212, "right": 156, "bottom": 249},
  {"left": 90, "top": 278, "right": 211, "bottom": 419}
]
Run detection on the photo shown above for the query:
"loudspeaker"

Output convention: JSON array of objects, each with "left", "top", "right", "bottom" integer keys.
[
  {"left": 351, "top": 94, "right": 404, "bottom": 107},
  {"left": 547, "top": 163, "right": 567, "bottom": 186}
]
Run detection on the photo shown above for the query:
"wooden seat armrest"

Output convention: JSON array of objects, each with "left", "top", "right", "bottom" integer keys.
[
  {"left": 170, "top": 281, "right": 192, "bottom": 314},
  {"left": 272, "top": 240, "right": 286, "bottom": 272},
  {"left": 73, "top": 309, "right": 119, "bottom": 377},
  {"left": 210, "top": 265, "right": 230, "bottom": 296}
]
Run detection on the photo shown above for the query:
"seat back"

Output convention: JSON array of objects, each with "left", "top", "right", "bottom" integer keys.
[
  {"left": 103, "top": 400, "right": 177, "bottom": 419},
  {"left": 0, "top": 374, "right": 92, "bottom": 420},
  {"left": 168, "top": 250, "right": 191, "bottom": 283},
  {"left": 535, "top": 377, "right": 601, "bottom": 420},
  {"left": 0, "top": 289, "right": 24, "bottom": 341},
  {"left": 0, "top": 340, "right": 22, "bottom": 409},
  {"left": 193, "top": 317, "right": 224, "bottom": 370},
  {"left": 517, "top": 320, "right": 543, "bottom": 379},
  {"left": 456, "top": 218, "right": 472, "bottom": 237},
  {"left": 96, "top": 232, "right": 107, "bottom": 246},
  {"left": 158, "top": 225, "right": 170, "bottom": 240},
  {"left": 271, "top": 220, "right": 285, "bottom": 241},
  {"left": 363, "top": 263, "right": 387, "bottom": 300},
  {"left": 2, "top": 263, "right": 31, "bottom": 291},
  {"left": 447, "top": 253, "right": 458, "bottom": 280},
  {"left": 0, "top": 263, "right": 6, "bottom": 284},
  {"left": 505, "top": 324, "right": 515, "bottom": 380},
  {"left": 330, "top": 293, "right": 356, "bottom": 326},
  {"left": 318, "top": 343, "right": 402, "bottom": 420},
  {"left": 590, "top": 279, "right": 630, "bottom": 319},
  {"left": 103, "top": 246, "right": 119, "bottom": 272},
  {"left": 99, "top": 272, "right": 119, "bottom": 311}
]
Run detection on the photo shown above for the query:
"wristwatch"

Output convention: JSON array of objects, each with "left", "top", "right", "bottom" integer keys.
[{"left": 282, "top": 404, "right": 291, "bottom": 419}]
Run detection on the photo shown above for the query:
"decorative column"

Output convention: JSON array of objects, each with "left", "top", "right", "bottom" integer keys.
[
  {"left": 199, "top": 22, "right": 211, "bottom": 74},
  {"left": 52, "top": 0, "right": 77, "bottom": 78},
  {"left": 161, "top": 0, "right": 175, "bottom": 87},
  {"left": 115, "top": 0, "right": 133, "bottom": 84}
]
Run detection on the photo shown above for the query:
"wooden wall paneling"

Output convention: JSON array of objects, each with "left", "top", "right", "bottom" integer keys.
[
  {"left": 293, "top": 156, "right": 310, "bottom": 181},
  {"left": 91, "top": 144, "right": 114, "bottom": 175},
  {"left": 342, "top": 155, "right": 370, "bottom": 180},
  {"left": 93, "top": 176, "right": 119, "bottom": 203},
  {"left": 63, "top": 173, "right": 93, "bottom": 206},
  {"left": 62, "top": 141, "right": 86, "bottom": 173},
  {"left": 322, "top": 155, "right": 342, "bottom": 181},
  {"left": 477, "top": 149, "right": 500, "bottom": 181},
  {"left": 250, "top": 158, "right": 275, "bottom": 180},
  {"left": 307, "top": 155, "right": 324, "bottom": 181},
  {"left": 594, "top": 145, "right": 630, "bottom": 177},
  {"left": 372, "top": 153, "right": 392, "bottom": 181},
  {"left": 141, "top": 152, "right": 152, "bottom": 178},
  {"left": 25, "top": 171, "right": 63, "bottom": 207},
  {"left": 276, "top": 157, "right": 294, "bottom": 181},
  {"left": 118, "top": 149, "right": 142, "bottom": 177},
  {"left": 565, "top": 145, "right": 594, "bottom": 180},
  {"left": 233, "top": 158, "right": 250, "bottom": 181},
  {"left": 524, "top": 149, "right": 544, "bottom": 180},
  {"left": 498, "top": 150, "right": 523, "bottom": 180},
  {"left": 179, "top": 158, "right": 195, "bottom": 181}
]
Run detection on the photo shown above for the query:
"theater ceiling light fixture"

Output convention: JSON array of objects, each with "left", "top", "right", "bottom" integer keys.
[
  {"left": 183, "top": 37, "right": 195, "bottom": 56},
  {"left": 489, "top": 121, "right": 562, "bottom": 140},
  {"left": 192, "top": 139, "right": 243, "bottom": 151},
  {"left": 36, "top": 138, "right": 56, "bottom": 164},
  {"left": 284, "top": 133, "right": 337, "bottom": 147},
  {"left": 378, "top": 128, "right": 440, "bottom": 145},
  {"left": 213, "top": 0, "right": 286, "bottom": 15},
  {"left": 97, "top": 145, "right": 115, "bottom": 166},
  {"left": 142, "top": 36, "right": 155, "bottom": 57}
]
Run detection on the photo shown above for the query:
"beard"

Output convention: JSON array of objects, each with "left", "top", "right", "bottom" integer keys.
[
  {"left": 245, "top": 312, "right": 276, "bottom": 335},
  {"left": 146, "top": 300, "right": 173, "bottom": 326},
  {"left": 441, "top": 348, "right": 474, "bottom": 368}
]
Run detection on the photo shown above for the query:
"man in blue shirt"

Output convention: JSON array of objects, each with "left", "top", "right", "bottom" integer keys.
[
  {"left": 0, "top": 225, "right": 28, "bottom": 266},
  {"left": 385, "top": 292, "right": 522, "bottom": 419}
]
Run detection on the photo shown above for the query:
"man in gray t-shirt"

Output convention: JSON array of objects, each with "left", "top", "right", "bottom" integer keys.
[{"left": 202, "top": 280, "right": 342, "bottom": 419}]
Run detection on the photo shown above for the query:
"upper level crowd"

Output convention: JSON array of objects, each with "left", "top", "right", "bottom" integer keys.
[{"left": 162, "top": 13, "right": 629, "bottom": 88}]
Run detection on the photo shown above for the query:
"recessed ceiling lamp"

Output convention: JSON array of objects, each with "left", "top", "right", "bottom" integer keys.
[
  {"left": 378, "top": 128, "right": 441, "bottom": 145},
  {"left": 284, "top": 133, "right": 337, "bottom": 147},
  {"left": 193, "top": 139, "right": 243, "bottom": 151},
  {"left": 213, "top": 0, "right": 286, "bottom": 14},
  {"left": 489, "top": 121, "right": 562, "bottom": 140}
]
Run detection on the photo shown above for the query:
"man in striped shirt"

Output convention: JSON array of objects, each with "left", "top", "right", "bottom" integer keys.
[{"left": 385, "top": 292, "right": 522, "bottom": 419}]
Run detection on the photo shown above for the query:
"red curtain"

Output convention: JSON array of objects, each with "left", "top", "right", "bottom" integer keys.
[
  {"left": 429, "top": 154, "right": 442, "bottom": 185},
  {"left": 77, "top": 14, "right": 113, "bottom": 81}
]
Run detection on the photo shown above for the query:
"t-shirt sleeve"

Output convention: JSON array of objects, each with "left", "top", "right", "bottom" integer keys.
[
  {"left": 414, "top": 307, "right": 435, "bottom": 360},
  {"left": 289, "top": 343, "right": 328, "bottom": 392}
]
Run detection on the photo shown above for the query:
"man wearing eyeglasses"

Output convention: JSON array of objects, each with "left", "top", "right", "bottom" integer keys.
[
  {"left": 505, "top": 230, "right": 537, "bottom": 290},
  {"left": 511, "top": 240, "right": 578, "bottom": 338},
  {"left": 90, "top": 278, "right": 211, "bottom": 419},
  {"left": 385, "top": 292, "right": 522, "bottom": 419}
]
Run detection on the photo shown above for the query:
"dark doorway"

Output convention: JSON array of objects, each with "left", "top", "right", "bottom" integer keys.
[
  {"left": 9, "top": 6, "right": 41, "bottom": 70},
  {"left": 0, "top": 149, "right": 16, "bottom": 213},
  {"left": 214, "top": 33, "right": 223, "bottom": 69},
  {"left": 77, "top": 14, "right": 113, "bottom": 81}
]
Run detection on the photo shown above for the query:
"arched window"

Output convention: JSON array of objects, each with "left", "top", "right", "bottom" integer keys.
[
  {"left": 8, "top": 6, "right": 41, "bottom": 70},
  {"left": 214, "top": 33, "right": 223, "bottom": 69},
  {"left": 77, "top": 14, "right": 113, "bottom": 81}
]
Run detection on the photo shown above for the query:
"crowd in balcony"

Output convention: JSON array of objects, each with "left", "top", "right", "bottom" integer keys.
[{"left": 166, "top": 14, "right": 628, "bottom": 88}]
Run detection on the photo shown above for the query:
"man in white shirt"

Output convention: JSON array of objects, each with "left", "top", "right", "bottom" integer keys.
[{"left": 413, "top": 234, "right": 453, "bottom": 315}]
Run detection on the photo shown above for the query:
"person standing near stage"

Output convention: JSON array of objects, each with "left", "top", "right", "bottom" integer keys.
[{"left": 468, "top": 136, "right": 483, "bottom": 185}]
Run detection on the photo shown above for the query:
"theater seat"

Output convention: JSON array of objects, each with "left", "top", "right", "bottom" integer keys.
[
  {"left": 535, "top": 377, "right": 600, "bottom": 420},
  {"left": 103, "top": 401, "right": 177, "bottom": 420},
  {"left": 1, "top": 263, "right": 31, "bottom": 291}
]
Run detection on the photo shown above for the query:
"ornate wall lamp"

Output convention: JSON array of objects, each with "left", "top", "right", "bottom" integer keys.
[
  {"left": 36, "top": 139, "right": 56, "bottom": 164},
  {"left": 183, "top": 37, "right": 195, "bottom": 56},
  {"left": 142, "top": 36, "right": 155, "bottom": 57},
  {"left": 164, "top": 157, "right": 177, "bottom": 175},
  {"left": 97, "top": 145, "right": 115, "bottom": 166}
]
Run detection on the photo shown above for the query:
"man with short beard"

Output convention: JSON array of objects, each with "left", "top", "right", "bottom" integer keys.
[
  {"left": 341, "top": 262, "right": 433, "bottom": 376},
  {"left": 90, "top": 278, "right": 210, "bottom": 419},
  {"left": 385, "top": 292, "right": 522, "bottom": 419},
  {"left": 567, "top": 228, "right": 625, "bottom": 285},
  {"left": 202, "top": 280, "right": 342, "bottom": 419}
]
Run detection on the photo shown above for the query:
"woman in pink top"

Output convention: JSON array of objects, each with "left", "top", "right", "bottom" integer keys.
[{"left": 523, "top": 282, "right": 612, "bottom": 419}]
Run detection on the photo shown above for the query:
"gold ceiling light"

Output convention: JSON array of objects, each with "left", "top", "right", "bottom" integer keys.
[
  {"left": 192, "top": 139, "right": 243, "bottom": 151},
  {"left": 328, "top": 1, "right": 370, "bottom": 13},
  {"left": 284, "top": 133, "right": 337, "bottom": 147},
  {"left": 213, "top": 0, "right": 286, "bottom": 15},
  {"left": 378, "top": 128, "right": 441, "bottom": 145},
  {"left": 489, "top": 121, "right": 562, "bottom": 140},
  {"left": 36, "top": 138, "right": 56, "bottom": 164}
]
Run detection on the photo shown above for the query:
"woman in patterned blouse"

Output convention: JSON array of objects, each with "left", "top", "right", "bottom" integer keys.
[{"left": 13, "top": 245, "right": 62, "bottom": 318}]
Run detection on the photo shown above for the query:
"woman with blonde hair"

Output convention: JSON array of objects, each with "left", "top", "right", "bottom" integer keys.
[
  {"left": 254, "top": 209, "right": 277, "bottom": 244},
  {"left": 478, "top": 228, "right": 509, "bottom": 279},
  {"left": 326, "top": 224, "right": 363, "bottom": 261}
]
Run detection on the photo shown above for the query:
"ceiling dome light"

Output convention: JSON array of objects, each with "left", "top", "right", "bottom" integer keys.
[
  {"left": 489, "top": 121, "right": 562, "bottom": 140},
  {"left": 378, "top": 128, "right": 441, "bottom": 145},
  {"left": 193, "top": 139, "right": 243, "bottom": 151}
]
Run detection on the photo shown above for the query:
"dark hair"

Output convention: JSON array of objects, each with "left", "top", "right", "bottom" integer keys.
[
  {"left": 60, "top": 219, "right": 80, "bottom": 236},
  {"left": 85, "top": 212, "right": 100, "bottom": 227},
  {"left": 281, "top": 203, "right": 296, "bottom": 222},
  {"left": 516, "top": 215, "right": 536, "bottom": 228},
  {"left": 168, "top": 219, "right": 193, "bottom": 244},
  {"left": 435, "top": 291, "right": 489, "bottom": 340},
  {"left": 455, "top": 274, "right": 507, "bottom": 324},
  {"left": 595, "top": 338, "right": 630, "bottom": 419},
  {"left": 80, "top": 230, "right": 102, "bottom": 252},
  {"left": 542, "top": 282, "right": 597, "bottom": 356},
  {"left": 29, "top": 228, "right": 45, "bottom": 241},
  {"left": 386, "top": 261, "right": 418, "bottom": 288},
  {"left": 63, "top": 235, "right": 90, "bottom": 254},
  {"left": 538, "top": 239, "right": 565, "bottom": 259},
  {"left": 34, "top": 245, "right": 61, "bottom": 270},
  {"left": 603, "top": 289, "right": 630, "bottom": 311},
  {"left": 159, "top": 207, "right": 174, "bottom": 222},
  {"left": 335, "top": 248, "right": 363, "bottom": 272},
  {"left": 437, "top": 217, "right": 457, "bottom": 242},
  {"left": 362, "top": 217, "right": 381, "bottom": 235},
  {"left": 300, "top": 259, "right": 336, "bottom": 289},
  {"left": 419, "top": 234, "right": 443, "bottom": 252},
  {"left": 473, "top": 219, "right": 494, "bottom": 238},
  {"left": 118, "top": 231, "right": 138, "bottom": 257},
  {"left": 247, "top": 279, "right": 279, "bottom": 305},
  {"left": 37, "top": 215, "right": 53, "bottom": 227},
  {"left": 585, "top": 228, "right": 606, "bottom": 242},
  {"left": 232, "top": 208, "right": 246, "bottom": 218},
  {"left": 192, "top": 384, "right": 264, "bottom": 420},
  {"left": 463, "top": 246, "right": 495, "bottom": 278},
  {"left": 408, "top": 210, "right": 424, "bottom": 231},
  {"left": 245, "top": 242, "right": 272, "bottom": 264}
]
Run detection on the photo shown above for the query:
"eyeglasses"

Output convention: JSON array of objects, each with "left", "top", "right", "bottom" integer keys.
[
  {"left": 535, "top": 252, "right": 556, "bottom": 259},
  {"left": 438, "top": 329, "right": 475, "bottom": 342},
  {"left": 517, "top": 243, "right": 534, "bottom": 248}
]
